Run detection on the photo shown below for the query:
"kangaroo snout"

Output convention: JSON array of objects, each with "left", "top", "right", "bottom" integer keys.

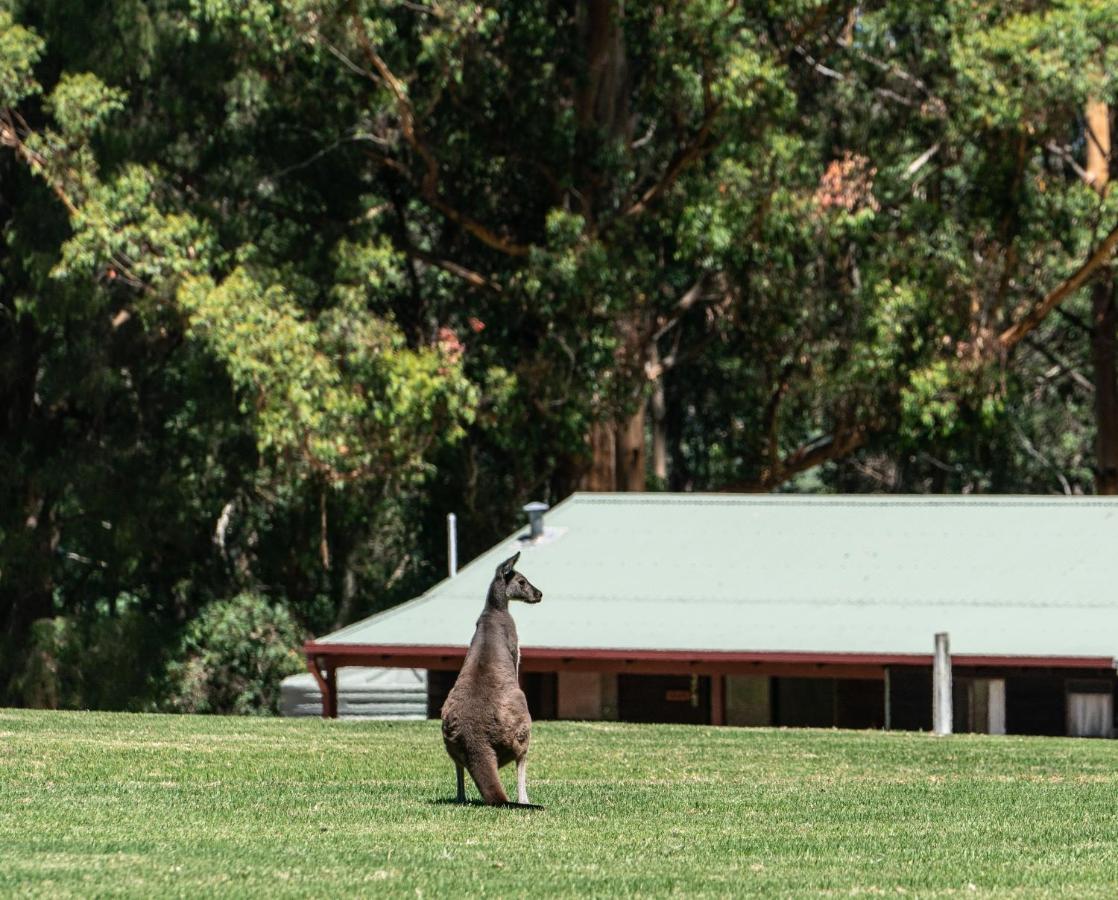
[{"left": 528, "top": 589, "right": 543, "bottom": 604}]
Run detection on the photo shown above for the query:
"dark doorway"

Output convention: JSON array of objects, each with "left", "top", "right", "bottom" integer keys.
[
  {"left": 522, "top": 672, "right": 558, "bottom": 720},
  {"left": 1006, "top": 674, "right": 1066, "bottom": 736},
  {"left": 770, "top": 678, "right": 883, "bottom": 729},
  {"left": 618, "top": 674, "right": 711, "bottom": 724},
  {"left": 773, "top": 677, "right": 834, "bottom": 727},
  {"left": 887, "top": 667, "right": 933, "bottom": 731},
  {"left": 837, "top": 679, "right": 885, "bottom": 729},
  {"left": 426, "top": 669, "right": 457, "bottom": 718}
]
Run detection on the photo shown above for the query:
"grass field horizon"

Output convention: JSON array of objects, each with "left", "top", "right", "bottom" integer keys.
[{"left": 3, "top": 709, "right": 1118, "bottom": 897}]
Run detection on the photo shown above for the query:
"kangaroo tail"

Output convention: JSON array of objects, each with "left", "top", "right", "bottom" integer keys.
[{"left": 467, "top": 749, "right": 508, "bottom": 805}]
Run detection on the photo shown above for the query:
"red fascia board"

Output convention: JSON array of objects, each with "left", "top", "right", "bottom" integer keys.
[
  {"left": 303, "top": 641, "right": 1116, "bottom": 673},
  {"left": 952, "top": 654, "right": 1116, "bottom": 669}
]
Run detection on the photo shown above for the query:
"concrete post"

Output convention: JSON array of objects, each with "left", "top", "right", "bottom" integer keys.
[{"left": 933, "top": 632, "right": 952, "bottom": 735}]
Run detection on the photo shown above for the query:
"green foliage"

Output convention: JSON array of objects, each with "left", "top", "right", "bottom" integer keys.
[
  {"left": 0, "top": 9, "right": 43, "bottom": 107},
  {"left": 45, "top": 72, "right": 127, "bottom": 138},
  {"left": 951, "top": 1, "right": 1118, "bottom": 130},
  {"left": 179, "top": 266, "right": 476, "bottom": 482},
  {"left": 13, "top": 605, "right": 165, "bottom": 711},
  {"left": 56, "top": 164, "right": 217, "bottom": 287},
  {"left": 164, "top": 592, "right": 305, "bottom": 716},
  {"left": 2, "top": 0, "right": 1117, "bottom": 709}
]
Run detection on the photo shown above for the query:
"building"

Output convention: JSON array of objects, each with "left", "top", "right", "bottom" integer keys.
[{"left": 303, "top": 494, "right": 1118, "bottom": 737}]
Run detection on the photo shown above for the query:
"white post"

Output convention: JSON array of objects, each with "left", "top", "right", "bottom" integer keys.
[
  {"left": 933, "top": 632, "right": 952, "bottom": 735},
  {"left": 447, "top": 513, "right": 458, "bottom": 577},
  {"left": 987, "top": 679, "right": 1006, "bottom": 735}
]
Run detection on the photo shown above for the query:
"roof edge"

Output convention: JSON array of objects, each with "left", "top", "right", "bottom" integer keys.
[
  {"left": 304, "top": 641, "right": 1117, "bottom": 671},
  {"left": 566, "top": 491, "right": 1118, "bottom": 508}
]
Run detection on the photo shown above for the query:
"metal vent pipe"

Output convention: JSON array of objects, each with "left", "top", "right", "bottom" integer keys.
[
  {"left": 523, "top": 501, "right": 549, "bottom": 540},
  {"left": 447, "top": 513, "right": 458, "bottom": 577}
]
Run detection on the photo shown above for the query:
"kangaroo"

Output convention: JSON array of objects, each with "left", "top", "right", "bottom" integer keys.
[{"left": 440, "top": 552, "right": 542, "bottom": 806}]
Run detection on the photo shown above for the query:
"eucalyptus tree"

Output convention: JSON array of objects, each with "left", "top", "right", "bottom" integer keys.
[
  {"left": 2, "top": 0, "right": 1116, "bottom": 709},
  {"left": 0, "top": 1, "right": 479, "bottom": 702}
]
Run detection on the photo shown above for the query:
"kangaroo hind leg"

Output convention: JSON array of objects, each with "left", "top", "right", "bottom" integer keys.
[
  {"left": 467, "top": 747, "right": 509, "bottom": 805},
  {"left": 516, "top": 755, "right": 529, "bottom": 805},
  {"left": 456, "top": 762, "right": 466, "bottom": 803}
]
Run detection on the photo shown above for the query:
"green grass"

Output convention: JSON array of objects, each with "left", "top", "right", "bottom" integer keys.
[{"left": 2, "top": 711, "right": 1118, "bottom": 897}]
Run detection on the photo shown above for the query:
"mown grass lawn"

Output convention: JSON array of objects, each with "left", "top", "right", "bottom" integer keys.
[{"left": 2, "top": 710, "right": 1118, "bottom": 897}]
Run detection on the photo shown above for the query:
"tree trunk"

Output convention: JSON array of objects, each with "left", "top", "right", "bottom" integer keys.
[
  {"left": 583, "top": 420, "right": 616, "bottom": 490},
  {"left": 576, "top": 1, "right": 647, "bottom": 492},
  {"left": 1092, "top": 278, "right": 1118, "bottom": 493},
  {"left": 1, "top": 492, "right": 58, "bottom": 705},
  {"left": 649, "top": 361, "right": 668, "bottom": 485},
  {"left": 615, "top": 402, "right": 646, "bottom": 491},
  {"left": 1086, "top": 99, "right": 1116, "bottom": 493},
  {"left": 1086, "top": 99, "right": 1110, "bottom": 194},
  {"left": 575, "top": 0, "right": 631, "bottom": 226}
]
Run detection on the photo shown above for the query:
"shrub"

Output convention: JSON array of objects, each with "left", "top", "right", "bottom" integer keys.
[
  {"left": 165, "top": 593, "right": 305, "bottom": 715},
  {"left": 14, "top": 605, "right": 165, "bottom": 711}
]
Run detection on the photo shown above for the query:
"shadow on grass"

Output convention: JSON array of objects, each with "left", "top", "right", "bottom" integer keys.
[{"left": 430, "top": 798, "right": 545, "bottom": 811}]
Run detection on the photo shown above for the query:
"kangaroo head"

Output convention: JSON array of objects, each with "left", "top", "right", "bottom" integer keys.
[{"left": 495, "top": 552, "right": 542, "bottom": 604}]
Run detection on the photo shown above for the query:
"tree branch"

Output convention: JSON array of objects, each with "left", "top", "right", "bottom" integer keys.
[
  {"left": 903, "top": 142, "right": 940, "bottom": 179},
  {"left": 0, "top": 108, "right": 79, "bottom": 216},
  {"left": 348, "top": 17, "right": 531, "bottom": 257},
  {"left": 2, "top": 108, "right": 150, "bottom": 293},
  {"left": 761, "top": 359, "right": 798, "bottom": 478},
  {"left": 624, "top": 101, "right": 724, "bottom": 218},
  {"left": 1023, "top": 336, "right": 1094, "bottom": 394},
  {"left": 998, "top": 221, "right": 1118, "bottom": 351},
  {"left": 406, "top": 247, "right": 501, "bottom": 292},
  {"left": 836, "top": 37, "right": 948, "bottom": 118},
  {"left": 648, "top": 276, "right": 709, "bottom": 345},
  {"left": 723, "top": 425, "right": 870, "bottom": 492},
  {"left": 1046, "top": 140, "right": 1094, "bottom": 187}
]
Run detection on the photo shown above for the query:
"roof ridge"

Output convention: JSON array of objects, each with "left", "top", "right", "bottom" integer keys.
[{"left": 568, "top": 492, "right": 1118, "bottom": 508}]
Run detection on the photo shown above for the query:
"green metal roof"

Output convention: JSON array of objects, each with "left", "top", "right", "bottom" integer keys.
[{"left": 318, "top": 494, "right": 1118, "bottom": 662}]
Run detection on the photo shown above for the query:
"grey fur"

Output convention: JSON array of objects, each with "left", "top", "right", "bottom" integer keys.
[{"left": 441, "top": 552, "right": 542, "bottom": 805}]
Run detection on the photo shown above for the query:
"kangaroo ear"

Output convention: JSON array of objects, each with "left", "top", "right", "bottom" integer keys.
[{"left": 496, "top": 552, "right": 520, "bottom": 579}]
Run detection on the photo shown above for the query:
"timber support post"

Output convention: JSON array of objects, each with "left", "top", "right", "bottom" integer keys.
[
  {"left": 883, "top": 666, "right": 891, "bottom": 730},
  {"left": 306, "top": 653, "right": 339, "bottom": 719},
  {"left": 933, "top": 632, "right": 952, "bottom": 735}
]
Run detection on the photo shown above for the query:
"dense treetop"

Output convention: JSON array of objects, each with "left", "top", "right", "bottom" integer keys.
[{"left": 1, "top": 1, "right": 1115, "bottom": 709}]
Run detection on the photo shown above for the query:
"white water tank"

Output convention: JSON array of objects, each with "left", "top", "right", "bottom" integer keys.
[{"left": 280, "top": 667, "right": 428, "bottom": 719}]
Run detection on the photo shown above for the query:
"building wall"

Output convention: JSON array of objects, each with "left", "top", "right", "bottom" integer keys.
[
  {"left": 557, "top": 672, "right": 620, "bottom": 720},
  {"left": 557, "top": 672, "right": 601, "bottom": 719},
  {"left": 427, "top": 665, "right": 1118, "bottom": 737}
]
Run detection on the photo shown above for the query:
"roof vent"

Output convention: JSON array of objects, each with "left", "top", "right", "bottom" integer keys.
[{"left": 523, "top": 501, "right": 549, "bottom": 541}]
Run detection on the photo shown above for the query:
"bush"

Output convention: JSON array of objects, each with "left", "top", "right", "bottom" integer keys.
[
  {"left": 164, "top": 593, "right": 305, "bottom": 715},
  {"left": 15, "top": 606, "right": 166, "bottom": 711}
]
